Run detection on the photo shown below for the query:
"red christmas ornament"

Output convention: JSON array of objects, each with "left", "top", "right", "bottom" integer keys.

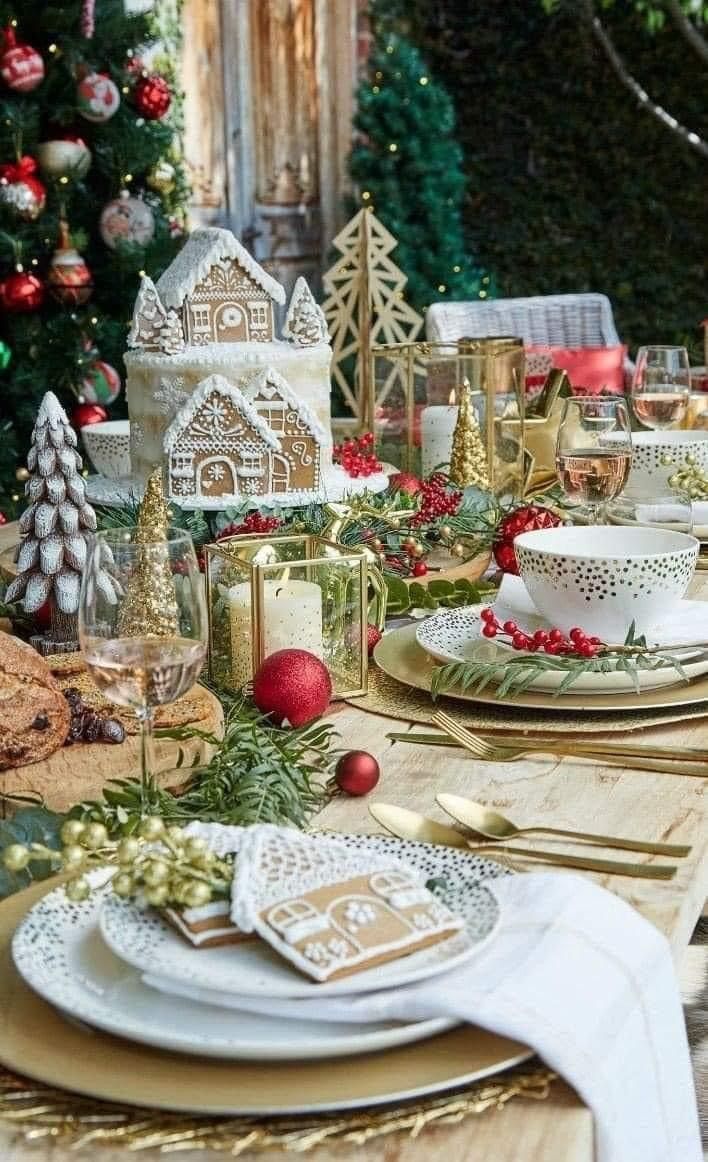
[
  {"left": 366, "top": 623, "right": 382, "bottom": 656},
  {"left": 0, "top": 268, "right": 44, "bottom": 313},
  {"left": 389, "top": 472, "right": 422, "bottom": 497},
  {"left": 493, "top": 504, "right": 564, "bottom": 575},
  {"left": 252, "top": 649, "right": 332, "bottom": 728},
  {"left": 0, "top": 156, "right": 46, "bottom": 221},
  {"left": 133, "top": 74, "right": 172, "bottom": 120},
  {"left": 0, "top": 511, "right": 6, "bottom": 526},
  {"left": 47, "top": 220, "right": 93, "bottom": 306},
  {"left": 412, "top": 561, "right": 428, "bottom": 577},
  {"left": 334, "top": 751, "right": 380, "bottom": 797},
  {"left": 72, "top": 402, "right": 108, "bottom": 429},
  {"left": 0, "top": 28, "right": 44, "bottom": 93}
]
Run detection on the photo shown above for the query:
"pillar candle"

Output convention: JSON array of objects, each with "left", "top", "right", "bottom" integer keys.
[
  {"left": 228, "top": 579, "right": 324, "bottom": 688},
  {"left": 421, "top": 404, "right": 458, "bottom": 476}
]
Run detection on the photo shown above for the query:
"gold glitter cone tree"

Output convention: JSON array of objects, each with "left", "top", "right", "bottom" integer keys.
[
  {"left": 449, "top": 379, "right": 490, "bottom": 489},
  {"left": 116, "top": 468, "right": 179, "bottom": 637}
]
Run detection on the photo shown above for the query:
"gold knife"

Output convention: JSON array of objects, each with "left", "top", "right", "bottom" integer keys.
[{"left": 368, "top": 803, "right": 677, "bottom": 880}]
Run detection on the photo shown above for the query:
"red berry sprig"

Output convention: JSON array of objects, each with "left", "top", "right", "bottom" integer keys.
[
  {"left": 333, "top": 432, "right": 383, "bottom": 478},
  {"left": 411, "top": 473, "right": 462, "bottom": 526},
  {"left": 217, "top": 512, "right": 284, "bottom": 539},
  {"left": 480, "top": 608, "right": 603, "bottom": 658}
]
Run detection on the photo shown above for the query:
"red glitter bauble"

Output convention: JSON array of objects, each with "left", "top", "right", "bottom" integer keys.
[
  {"left": 134, "top": 75, "right": 171, "bottom": 120},
  {"left": 0, "top": 29, "right": 44, "bottom": 93},
  {"left": 366, "top": 624, "right": 382, "bottom": 655},
  {"left": 493, "top": 505, "right": 563, "bottom": 575},
  {"left": 72, "top": 402, "right": 108, "bottom": 429},
  {"left": 334, "top": 750, "right": 380, "bottom": 797},
  {"left": 0, "top": 269, "right": 44, "bottom": 312},
  {"left": 389, "top": 472, "right": 422, "bottom": 496},
  {"left": 252, "top": 649, "right": 332, "bottom": 728}
]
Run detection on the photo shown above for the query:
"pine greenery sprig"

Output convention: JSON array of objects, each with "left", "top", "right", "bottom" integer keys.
[
  {"left": 71, "top": 690, "right": 337, "bottom": 834},
  {"left": 431, "top": 628, "right": 690, "bottom": 700}
]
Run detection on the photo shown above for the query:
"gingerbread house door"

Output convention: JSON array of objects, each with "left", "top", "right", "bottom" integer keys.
[
  {"left": 269, "top": 452, "right": 290, "bottom": 493},
  {"left": 213, "top": 301, "right": 249, "bottom": 342},
  {"left": 198, "top": 456, "right": 237, "bottom": 498}
]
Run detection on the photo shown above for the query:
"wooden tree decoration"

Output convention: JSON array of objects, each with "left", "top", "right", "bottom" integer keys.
[
  {"left": 283, "top": 277, "right": 329, "bottom": 347},
  {"left": 321, "top": 208, "right": 423, "bottom": 424},
  {"left": 6, "top": 392, "right": 117, "bottom": 655}
]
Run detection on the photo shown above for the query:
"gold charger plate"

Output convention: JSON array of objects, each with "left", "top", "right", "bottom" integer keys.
[
  {"left": 374, "top": 623, "right": 708, "bottom": 715},
  {"left": 0, "top": 881, "right": 531, "bottom": 1116}
]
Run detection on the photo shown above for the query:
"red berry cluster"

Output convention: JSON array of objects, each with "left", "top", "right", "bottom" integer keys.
[
  {"left": 217, "top": 512, "right": 284, "bottom": 539},
  {"left": 411, "top": 474, "right": 462, "bottom": 526},
  {"left": 333, "top": 432, "right": 382, "bottom": 478},
  {"left": 480, "top": 608, "right": 603, "bottom": 657}
]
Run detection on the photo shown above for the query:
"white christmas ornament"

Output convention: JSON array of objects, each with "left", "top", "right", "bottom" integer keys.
[
  {"left": 100, "top": 192, "right": 155, "bottom": 250},
  {"left": 283, "top": 277, "right": 329, "bottom": 347}
]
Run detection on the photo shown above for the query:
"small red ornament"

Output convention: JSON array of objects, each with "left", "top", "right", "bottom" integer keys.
[
  {"left": 334, "top": 750, "right": 380, "bottom": 797},
  {"left": 0, "top": 268, "right": 44, "bottom": 313},
  {"left": 252, "top": 649, "right": 332, "bottom": 728},
  {"left": 47, "top": 220, "right": 93, "bottom": 306},
  {"left": 0, "top": 156, "right": 46, "bottom": 221},
  {"left": 332, "top": 431, "right": 382, "bottom": 478},
  {"left": 389, "top": 472, "right": 422, "bottom": 497},
  {"left": 366, "top": 623, "right": 382, "bottom": 655},
  {"left": 412, "top": 561, "right": 428, "bottom": 577},
  {"left": 0, "top": 511, "right": 6, "bottom": 526},
  {"left": 0, "top": 28, "right": 44, "bottom": 93},
  {"left": 72, "top": 402, "right": 108, "bottom": 429},
  {"left": 493, "top": 504, "right": 564, "bottom": 575},
  {"left": 77, "top": 71, "right": 120, "bottom": 123},
  {"left": 133, "top": 74, "right": 172, "bottom": 120}
]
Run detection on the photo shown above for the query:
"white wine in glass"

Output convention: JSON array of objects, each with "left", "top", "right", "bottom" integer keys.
[
  {"left": 555, "top": 396, "right": 633, "bottom": 522},
  {"left": 79, "top": 528, "right": 207, "bottom": 797},
  {"left": 631, "top": 346, "right": 691, "bottom": 430}
]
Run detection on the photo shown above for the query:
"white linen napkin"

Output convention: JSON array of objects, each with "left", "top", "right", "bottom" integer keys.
[
  {"left": 635, "top": 500, "right": 708, "bottom": 527},
  {"left": 144, "top": 859, "right": 701, "bottom": 1162},
  {"left": 495, "top": 572, "right": 708, "bottom": 647}
]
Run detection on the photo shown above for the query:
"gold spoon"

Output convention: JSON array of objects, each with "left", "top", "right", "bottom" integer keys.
[
  {"left": 368, "top": 803, "right": 677, "bottom": 880},
  {"left": 436, "top": 793, "right": 691, "bottom": 857}
]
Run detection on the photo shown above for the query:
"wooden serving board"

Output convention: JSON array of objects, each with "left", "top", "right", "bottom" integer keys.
[{"left": 0, "top": 685, "right": 224, "bottom": 815}]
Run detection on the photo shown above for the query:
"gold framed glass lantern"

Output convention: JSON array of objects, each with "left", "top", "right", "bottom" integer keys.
[
  {"left": 371, "top": 337, "right": 528, "bottom": 497},
  {"left": 205, "top": 533, "right": 369, "bottom": 698}
]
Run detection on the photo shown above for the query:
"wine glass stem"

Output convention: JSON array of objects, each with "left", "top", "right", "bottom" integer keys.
[{"left": 137, "top": 706, "right": 156, "bottom": 802}]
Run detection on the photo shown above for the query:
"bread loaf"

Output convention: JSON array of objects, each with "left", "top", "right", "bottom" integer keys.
[{"left": 0, "top": 632, "right": 70, "bottom": 770}]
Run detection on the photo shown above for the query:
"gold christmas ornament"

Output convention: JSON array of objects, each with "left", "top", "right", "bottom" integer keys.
[
  {"left": 116, "top": 466, "right": 180, "bottom": 637},
  {"left": 147, "top": 160, "right": 176, "bottom": 195},
  {"left": 449, "top": 377, "right": 490, "bottom": 490},
  {"left": 15, "top": 466, "right": 29, "bottom": 481}
]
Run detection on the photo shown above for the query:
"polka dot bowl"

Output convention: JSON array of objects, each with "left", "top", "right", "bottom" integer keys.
[
  {"left": 621, "top": 430, "right": 708, "bottom": 498},
  {"left": 514, "top": 524, "right": 699, "bottom": 641},
  {"left": 81, "top": 420, "right": 131, "bottom": 479}
]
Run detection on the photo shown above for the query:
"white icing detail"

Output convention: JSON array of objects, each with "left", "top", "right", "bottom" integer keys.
[
  {"left": 163, "top": 374, "right": 281, "bottom": 457},
  {"left": 387, "top": 888, "right": 433, "bottom": 910},
  {"left": 343, "top": 901, "right": 377, "bottom": 927},
  {"left": 243, "top": 366, "right": 328, "bottom": 445},
  {"left": 279, "top": 913, "right": 332, "bottom": 945},
  {"left": 283, "top": 276, "right": 329, "bottom": 347},
  {"left": 369, "top": 870, "right": 417, "bottom": 898},
  {"left": 156, "top": 227, "right": 286, "bottom": 309},
  {"left": 412, "top": 912, "right": 435, "bottom": 931},
  {"left": 303, "top": 941, "right": 331, "bottom": 965},
  {"left": 124, "top": 338, "right": 332, "bottom": 370}
]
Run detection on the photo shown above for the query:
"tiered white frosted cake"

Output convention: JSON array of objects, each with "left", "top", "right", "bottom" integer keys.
[{"left": 123, "top": 227, "right": 386, "bottom": 509}]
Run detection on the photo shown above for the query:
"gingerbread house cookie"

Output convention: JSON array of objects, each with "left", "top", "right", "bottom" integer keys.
[{"left": 230, "top": 826, "right": 463, "bottom": 984}]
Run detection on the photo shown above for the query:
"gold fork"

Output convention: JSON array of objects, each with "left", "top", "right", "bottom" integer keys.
[{"left": 431, "top": 710, "right": 708, "bottom": 777}]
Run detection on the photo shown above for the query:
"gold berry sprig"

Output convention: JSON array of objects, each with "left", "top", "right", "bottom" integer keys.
[{"left": 1, "top": 817, "right": 234, "bottom": 908}]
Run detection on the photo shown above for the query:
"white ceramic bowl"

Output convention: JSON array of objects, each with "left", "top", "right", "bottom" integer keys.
[
  {"left": 621, "top": 430, "right": 708, "bottom": 497},
  {"left": 514, "top": 525, "right": 698, "bottom": 640},
  {"left": 81, "top": 420, "right": 131, "bottom": 479}
]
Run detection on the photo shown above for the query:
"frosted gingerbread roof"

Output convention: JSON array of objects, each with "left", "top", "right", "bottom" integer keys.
[
  {"left": 163, "top": 373, "right": 281, "bottom": 454},
  {"left": 156, "top": 227, "right": 286, "bottom": 311},
  {"left": 244, "top": 367, "right": 328, "bottom": 446}
]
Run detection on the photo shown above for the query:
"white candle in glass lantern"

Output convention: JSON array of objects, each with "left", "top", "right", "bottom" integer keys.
[
  {"left": 228, "top": 579, "right": 324, "bottom": 688},
  {"left": 421, "top": 404, "right": 458, "bottom": 476}
]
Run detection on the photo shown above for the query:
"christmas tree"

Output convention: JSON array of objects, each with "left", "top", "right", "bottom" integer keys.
[
  {"left": 349, "top": 32, "right": 493, "bottom": 315},
  {"left": 0, "top": 0, "right": 189, "bottom": 516}
]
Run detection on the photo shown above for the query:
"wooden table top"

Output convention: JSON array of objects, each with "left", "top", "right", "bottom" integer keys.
[{"left": 0, "top": 519, "right": 705, "bottom": 1161}]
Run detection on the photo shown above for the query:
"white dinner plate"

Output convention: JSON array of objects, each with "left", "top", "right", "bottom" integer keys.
[
  {"left": 11, "top": 877, "right": 458, "bottom": 1061},
  {"left": 416, "top": 603, "right": 708, "bottom": 694},
  {"left": 99, "top": 834, "right": 505, "bottom": 1001}
]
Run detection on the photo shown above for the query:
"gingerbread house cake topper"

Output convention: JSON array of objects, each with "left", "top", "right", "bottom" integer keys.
[
  {"left": 154, "top": 227, "right": 287, "bottom": 347},
  {"left": 163, "top": 370, "right": 323, "bottom": 504}
]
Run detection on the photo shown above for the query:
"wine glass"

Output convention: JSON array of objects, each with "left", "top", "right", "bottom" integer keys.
[
  {"left": 631, "top": 346, "right": 691, "bottom": 430},
  {"left": 555, "top": 396, "right": 633, "bottom": 523},
  {"left": 78, "top": 528, "right": 207, "bottom": 799}
]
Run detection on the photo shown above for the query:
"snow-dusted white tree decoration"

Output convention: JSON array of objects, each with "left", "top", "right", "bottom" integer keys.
[
  {"left": 283, "top": 276, "right": 329, "bottom": 347},
  {"left": 160, "top": 309, "right": 186, "bottom": 354},
  {"left": 6, "top": 392, "right": 119, "bottom": 655}
]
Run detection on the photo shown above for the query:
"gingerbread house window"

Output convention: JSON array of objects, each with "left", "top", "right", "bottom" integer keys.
[
  {"left": 270, "top": 900, "right": 318, "bottom": 931},
  {"left": 191, "top": 305, "right": 211, "bottom": 332},
  {"left": 238, "top": 446, "right": 265, "bottom": 476},
  {"left": 258, "top": 403, "right": 286, "bottom": 433},
  {"left": 248, "top": 301, "right": 269, "bottom": 331},
  {"left": 370, "top": 870, "right": 415, "bottom": 898},
  {"left": 171, "top": 452, "right": 194, "bottom": 477}
]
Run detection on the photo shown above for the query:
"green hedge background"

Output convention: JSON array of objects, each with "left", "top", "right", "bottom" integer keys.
[{"left": 375, "top": 1, "right": 707, "bottom": 357}]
